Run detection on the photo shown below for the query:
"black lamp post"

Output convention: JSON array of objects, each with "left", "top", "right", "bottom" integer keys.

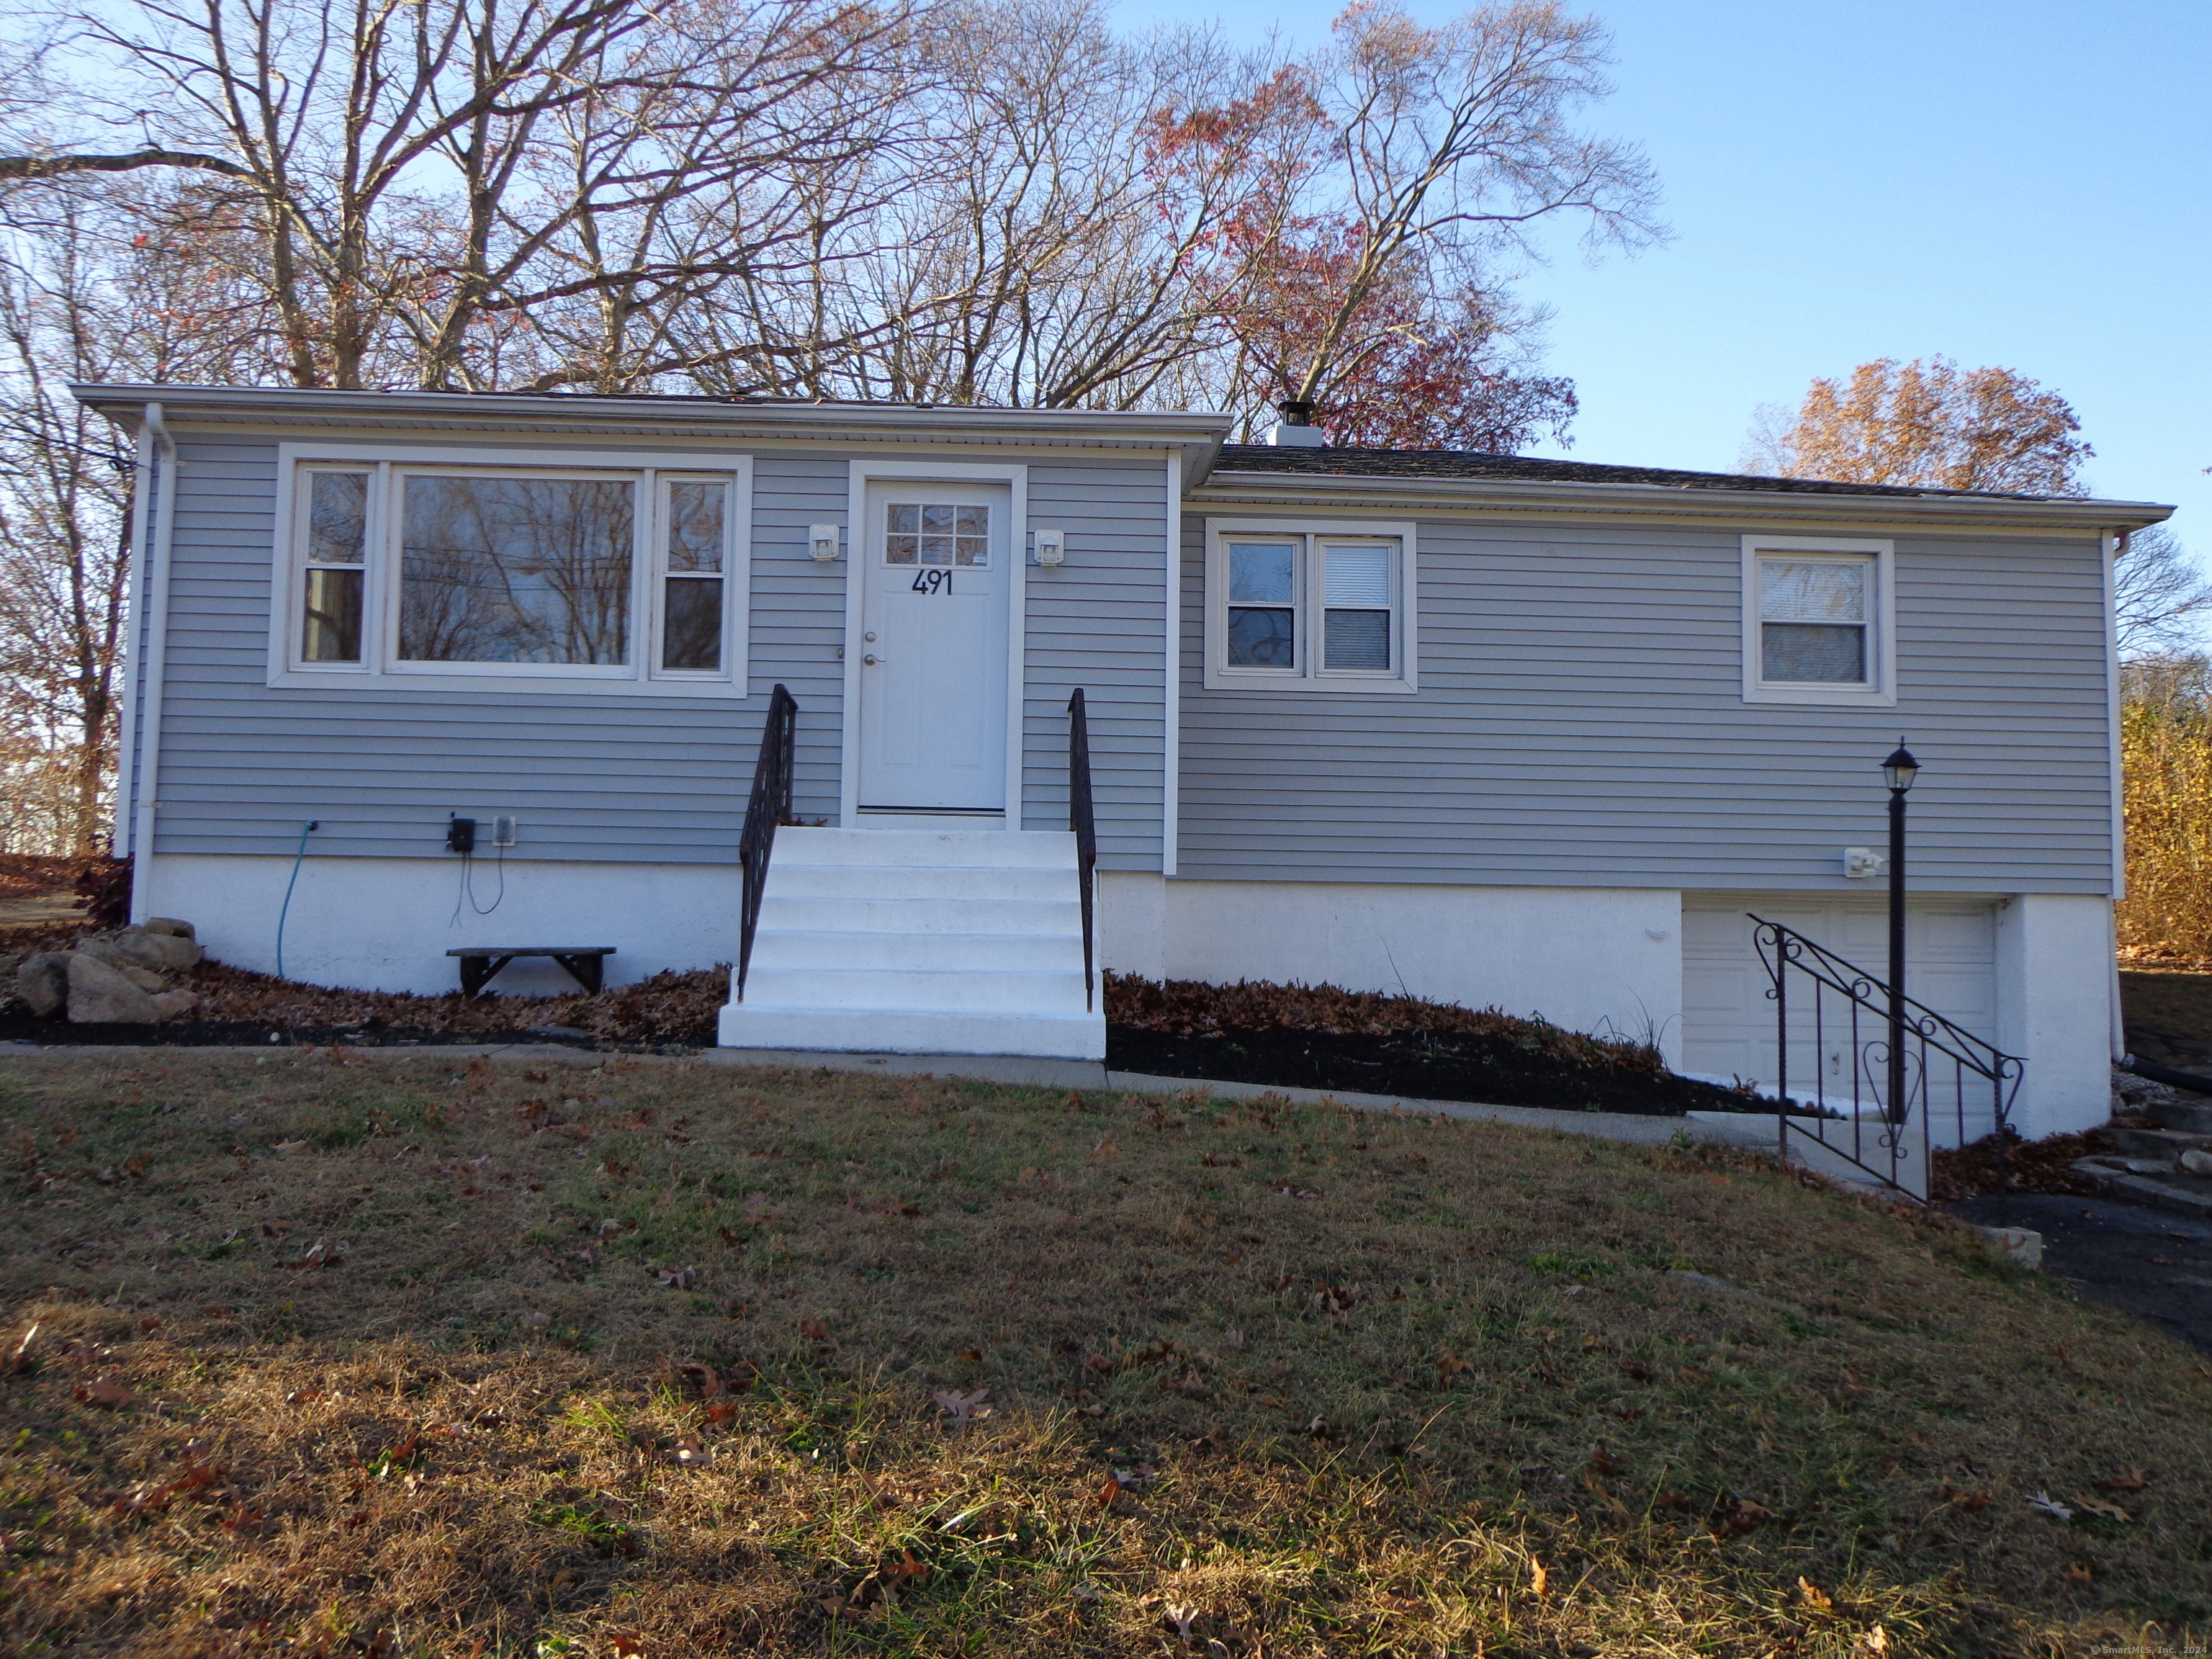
[{"left": 1881, "top": 740, "right": 1920, "bottom": 1126}]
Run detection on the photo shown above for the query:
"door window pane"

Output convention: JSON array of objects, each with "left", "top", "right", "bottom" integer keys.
[
  {"left": 662, "top": 577, "right": 724, "bottom": 671},
  {"left": 666, "top": 480, "right": 726, "bottom": 572},
  {"left": 398, "top": 475, "right": 634, "bottom": 665},
  {"left": 302, "top": 567, "right": 364, "bottom": 662},
  {"left": 886, "top": 502, "right": 988, "bottom": 567},
  {"left": 1229, "top": 542, "right": 1295, "bottom": 603}
]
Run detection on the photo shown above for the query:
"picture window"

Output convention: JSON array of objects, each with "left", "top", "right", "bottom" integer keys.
[{"left": 279, "top": 450, "right": 747, "bottom": 693}]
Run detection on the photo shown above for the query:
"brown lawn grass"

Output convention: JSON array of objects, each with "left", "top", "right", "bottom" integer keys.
[{"left": 0, "top": 1049, "right": 2206, "bottom": 1657}]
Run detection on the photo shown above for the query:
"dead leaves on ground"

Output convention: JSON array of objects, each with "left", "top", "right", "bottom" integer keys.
[
  {"left": 1709, "top": 1495, "right": 1778, "bottom": 1540},
  {"left": 72, "top": 1376, "right": 132, "bottom": 1409},
  {"left": 2072, "top": 1493, "right": 2134, "bottom": 1524},
  {"left": 932, "top": 1388, "right": 990, "bottom": 1426}
]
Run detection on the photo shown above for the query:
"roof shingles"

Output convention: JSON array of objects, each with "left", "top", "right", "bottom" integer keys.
[{"left": 1208, "top": 443, "right": 2064, "bottom": 501}]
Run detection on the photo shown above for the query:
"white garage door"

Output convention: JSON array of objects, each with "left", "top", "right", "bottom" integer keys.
[{"left": 1682, "top": 895, "right": 2000, "bottom": 1142}]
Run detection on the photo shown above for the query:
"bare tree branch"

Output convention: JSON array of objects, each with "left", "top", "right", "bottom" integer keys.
[{"left": 0, "top": 148, "right": 251, "bottom": 180}]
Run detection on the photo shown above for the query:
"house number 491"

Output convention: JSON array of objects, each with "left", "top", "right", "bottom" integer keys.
[{"left": 911, "top": 570, "right": 953, "bottom": 594}]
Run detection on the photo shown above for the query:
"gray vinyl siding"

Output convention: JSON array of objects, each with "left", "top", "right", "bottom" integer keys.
[
  {"left": 143, "top": 432, "right": 1168, "bottom": 870},
  {"left": 1176, "top": 511, "right": 2114, "bottom": 894},
  {"left": 1019, "top": 458, "right": 1169, "bottom": 866}
]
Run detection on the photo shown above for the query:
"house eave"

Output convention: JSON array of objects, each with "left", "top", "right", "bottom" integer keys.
[
  {"left": 1193, "top": 467, "right": 2176, "bottom": 535},
  {"left": 68, "top": 383, "right": 1233, "bottom": 488}
]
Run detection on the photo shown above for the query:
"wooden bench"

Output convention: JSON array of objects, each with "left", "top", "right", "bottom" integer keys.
[{"left": 447, "top": 946, "right": 615, "bottom": 999}]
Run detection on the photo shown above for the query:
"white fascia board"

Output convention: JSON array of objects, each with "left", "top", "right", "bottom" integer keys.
[
  {"left": 1192, "top": 469, "right": 2177, "bottom": 536},
  {"left": 68, "top": 383, "right": 1231, "bottom": 483}
]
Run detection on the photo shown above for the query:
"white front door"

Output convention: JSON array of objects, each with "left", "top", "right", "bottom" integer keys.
[{"left": 855, "top": 480, "right": 1012, "bottom": 816}]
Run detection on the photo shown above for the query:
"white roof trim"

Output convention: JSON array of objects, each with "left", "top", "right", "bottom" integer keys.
[{"left": 69, "top": 383, "right": 1234, "bottom": 489}]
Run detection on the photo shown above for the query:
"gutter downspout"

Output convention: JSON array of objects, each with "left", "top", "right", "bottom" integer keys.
[
  {"left": 1162, "top": 454, "right": 1180, "bottom": 879},
  {"left": 2103, "top": 529, "right": 2126, "bottom": 1061},
  {"left": 110, "top": 420, "right": 156, "bottom": 857},
  {"left": 129, "top": 403, "right": 176, "bottom": 922}
]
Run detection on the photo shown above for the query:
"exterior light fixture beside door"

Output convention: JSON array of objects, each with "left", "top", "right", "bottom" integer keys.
[
  {"left": 809, "top": 523, "right": 842, "bottom": 562},
  {"left": 1031, "top": 529, "right": 1066, "bottom": 566}
]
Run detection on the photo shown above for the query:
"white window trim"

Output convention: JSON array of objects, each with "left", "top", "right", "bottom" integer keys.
[
  {"left": 269, "top": 441, "right": 752, "bottom": 698},
  {"left": 1740, "top": 534, "right": 1896, "bottom": 708},
  {"left": 1202, "top": 517, "right": 1419, "bottom": 693}
]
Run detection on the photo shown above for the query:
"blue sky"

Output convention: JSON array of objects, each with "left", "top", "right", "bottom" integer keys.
[{"left": 1112, "top": 0, "right": 2211, "bottom": 546}]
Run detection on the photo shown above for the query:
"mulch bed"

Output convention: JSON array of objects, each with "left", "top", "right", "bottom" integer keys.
[
  {"left": 1928, "top": 1127, "right": 2120, "bottom": 1200},
  {"left": 0, "top": 855, "right": 77, "bottom": 901},
  {"left": 0, "top": 921, "right": 723, "bottom": 1051},
  {"left": 1101, "top": 974, "right": 1763, "bottom": 1117}
]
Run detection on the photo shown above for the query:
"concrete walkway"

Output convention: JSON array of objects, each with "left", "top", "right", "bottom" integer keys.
[{"left": 702, "top": 1046, "right": 1776, "bottom": 1154}]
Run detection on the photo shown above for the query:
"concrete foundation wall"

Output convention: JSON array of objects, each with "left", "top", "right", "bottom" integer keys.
[
  {"left": 143, "top": 852, "right": 738, "bottom": 998},
  {"left": 1996, "top": 893, "right": 2118, "bottom": 1140},
  {"left": 1106, "top": 875, "right": 1685, "bottom": 1066},
  {"left": 145, "top": 855, "right": 2117, "bottom": 1146}
]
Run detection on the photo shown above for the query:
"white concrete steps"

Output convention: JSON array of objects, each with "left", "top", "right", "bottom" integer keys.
[{"left": 717, "top": 827, "right": 1104, "bottom": 1059}]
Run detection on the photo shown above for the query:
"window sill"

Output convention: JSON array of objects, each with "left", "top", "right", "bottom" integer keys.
[
  {"left": 1742, "top": 681, "right": 1896, "bottom": 709},
  {"left": 1202, "top": 668, "right": 1418, "bottom": 695},
  {"left": 267, "top": 667, "right": 749, "bottom": 698}
]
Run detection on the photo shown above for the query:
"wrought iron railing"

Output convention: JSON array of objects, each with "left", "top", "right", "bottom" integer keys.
[
  {"left": 1751, "top": 916, "right": 2023, "bottom": 1196},
  {"left": 1068, "top": 688, "right": 1097, "bottom": 1012},
  {"left": 735, "top": 683, "right": 798, "bottom": 1002}
]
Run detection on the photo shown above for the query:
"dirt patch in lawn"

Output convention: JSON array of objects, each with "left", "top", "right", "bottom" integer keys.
[
  {"left": 0, "top": 1049, "right": 2204, "bottom": 1655},
  {"left": 1105, "top": 974, "right": 1761, "bottom": 1115}
]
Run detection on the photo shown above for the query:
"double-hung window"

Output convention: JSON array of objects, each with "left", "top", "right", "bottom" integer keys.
[
  {"left": 1205, "top": 519, "right": 1417, "bottom": 693},
  {"left": 274, "top": 446, "right": 751, "bottom": 696},
  {"left": 1740, "top": 536, "right": 1894, "bottom": 706}
]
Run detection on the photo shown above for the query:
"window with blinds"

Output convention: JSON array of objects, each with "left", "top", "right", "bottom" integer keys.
[{"left": 1207, "top": 523, "right": 1414, "bottom": 693}]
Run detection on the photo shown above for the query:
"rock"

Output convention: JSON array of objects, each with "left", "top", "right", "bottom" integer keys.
[
  {"left": 148, "top": 990, "right": 199, "bottom": 1022},
  {"left": 2148, "top": 1099, "right": 2212, "bottom": 1136},
  {"left": 116, "top": 963, "right": 168, "bottom": 993},
  {"left": 102, "top": 927, "right": 202, "bottom": 973},
  {"left": 142, "top": 917, "right": 196, "bottom": 941},
  {"left": 1972, "top": 1225, "right": 2043, "bottom": 1270},
  {"left": 14, "top": 953, "right": 71, "bottom": 1017},
  {"left": 2182, "top": 1148, "right": 2212, "bottom": 1177},
  {"left": 66, "top": 953, "right": 160, "bottom": 1024}
]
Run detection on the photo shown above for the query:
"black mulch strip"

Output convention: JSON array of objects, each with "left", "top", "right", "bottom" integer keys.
[
  {"left": 6, "top": 1010, "right": 1766, "bottom": 1120},
  {"left": 1105, "top": 1023, "right": 1768, "bottom": 1118},
  {"left": 0, "top": 1012, "right": 707, "bottom": 1055}
]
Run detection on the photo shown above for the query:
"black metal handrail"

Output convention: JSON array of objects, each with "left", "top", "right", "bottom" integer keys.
[
  {"left": 1752, "top": 914, "right": 2024, "bottom": 1195},
  {"left": 735, "top": 683, "right": 798, "bottom": 1002},
  {"left": 1068, "top": 688, "right": 1097, "bottom": 1012}
]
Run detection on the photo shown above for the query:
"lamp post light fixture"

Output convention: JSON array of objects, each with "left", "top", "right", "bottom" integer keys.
[{"left": 1881, "top": 740, "right": 1920, "bottom": 1127}]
